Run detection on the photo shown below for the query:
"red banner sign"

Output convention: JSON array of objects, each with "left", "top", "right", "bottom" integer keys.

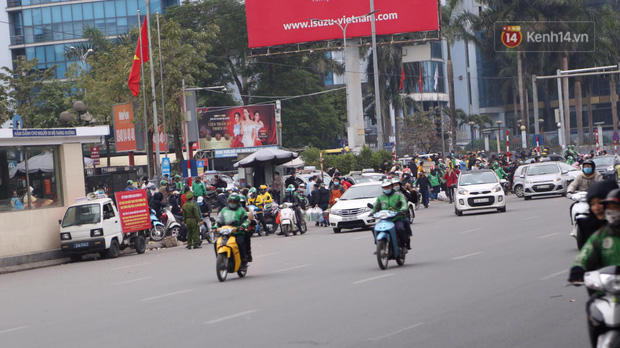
[
  {"left": 90, "top": 146, "right": 100, "bottom": 166},
  {"left": 113, "top": 103, "right": 137, "bottom": 152},
  {"left": 245, "top": 0, "right": 439, "bottom": 48},
  {"left": 114, "top": 189, "right": 151, "bottom": 234},
  {"left": 196, "top": 105, "right": 278, "bottom": 150}
]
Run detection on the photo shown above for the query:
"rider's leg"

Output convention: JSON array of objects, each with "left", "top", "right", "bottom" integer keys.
[
  {"left": 235, "top": 234, "right": 248, "bottom": 266},
  {"left": 394, "top": 220, "right": 407, "bottom": 248}
]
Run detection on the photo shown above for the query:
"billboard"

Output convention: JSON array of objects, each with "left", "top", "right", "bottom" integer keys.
[
  {"left": 245, "top": 0, "right": 439, "bottom": 48},
  {"left": 113, "top": 103, "right": 137, "bottom": 152},
  {"left": 197, "top": 105, "right": 278, "bottom": 152}
]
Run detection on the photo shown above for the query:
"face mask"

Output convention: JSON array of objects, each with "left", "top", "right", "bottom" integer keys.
[
  {"left": 583, "top": 167, "right": 593, "bottom": 175},
  {"left": 333, "top": 182, "right": 339, "bottom": 186},
  {"left": 383, "top": 189, "right": 392, "bottom": 195},
  {"left": 606, "top": 210, "right": 620, "bottom": 226},
  {"left": 229, "top": 203, "right": 238, "bottom": 209}
]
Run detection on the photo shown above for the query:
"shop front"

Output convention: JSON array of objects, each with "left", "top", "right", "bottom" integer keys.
[{"left": 0, "top": 127, "right": 109, "bottom": 266}]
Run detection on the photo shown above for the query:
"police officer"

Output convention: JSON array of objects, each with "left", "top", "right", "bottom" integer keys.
[{"left": 182, "top": 192, "right": 202, "bottom": 249}]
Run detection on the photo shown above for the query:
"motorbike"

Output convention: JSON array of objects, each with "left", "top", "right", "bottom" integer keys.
[
  {"left": 160, "top": 207, "right": 181, "bottom": 238},
  {"left": 247, "top": 205, "right": 266, "bottom": 236},
  {"left": 215, "top": 225, "right": 247, "bottom": 282},
  {"left": 500, "top": 179, "right": 510, "bottom": 195},
  {"left": 199, "top": 215, "right": 216, "bottom": 244},
  {"left": 149, "top": 209, "right": 166, "bottom": 242},
  {"left": 568, "top": 191, "right": 590, "bottom": 249},
  {"left": 573, "top": 266, "right": 620, "bottom": 347},
  {"left": 263, "top": 203, "right": 279, "bottom": 234},
  {"left": 279, "top": 202, "right": 307, "bottom": 237},
  {"left": 368, "top": 204, "right": 405, "bottom": 270}
]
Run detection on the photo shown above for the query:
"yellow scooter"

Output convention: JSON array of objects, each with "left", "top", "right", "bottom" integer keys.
[{"left": 215, "top": 225, "right": 247, "bottom": 282}]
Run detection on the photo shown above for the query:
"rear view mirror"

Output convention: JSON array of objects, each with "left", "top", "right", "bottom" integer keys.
[
  {"left": 58, "top": 220, "right": 62, "bottom": 225},
  {"left": 367, "top": 203, "right": 374, "bottom": 209}
]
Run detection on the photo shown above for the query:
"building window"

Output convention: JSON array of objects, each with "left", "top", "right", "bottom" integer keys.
[{"left": 0, "top": 146, "right": 63, "bottom": 212}]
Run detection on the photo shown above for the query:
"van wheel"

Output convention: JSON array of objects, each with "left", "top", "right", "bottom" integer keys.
[
  {"left": 134, "top": 235, "right": 146, "bottom": 254},
  {"left": 69, "top": 254, "right": 82, "bottom": 262},
  {"left": 106, "top": 239, "right": 120, "bottom": 259}
]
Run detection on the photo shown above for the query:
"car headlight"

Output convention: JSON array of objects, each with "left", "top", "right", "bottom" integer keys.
[
  {"left": 491, "top": 185, "right": 502, "bottom": 193},
  {"left": 608, "top": 166, "right": 615, "bottom": 171},
  {"left": 90, "top": 228, "right": 103, "bottom": 237},
  {"left": 553, "top": 178, "right": 562, "bottom": 182},
  {"left": 60, "top": 232, "right": 71, "bottom": 240},
  {"left": 458, "top": 189, "right": 468, "bottom": 195},
  {"left": 330, "top": 209, "right": 341, "bottom": 216},
  {"left": 600, "top": 274, "right": 620, "bottom": 293}
]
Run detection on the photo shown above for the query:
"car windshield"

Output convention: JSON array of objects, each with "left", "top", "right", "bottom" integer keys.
[
  {"left": 62, "top": 204, "right": 101, "bottom": 228},
  {"left": 527, "top": 164, "right": 559, "bottom": 176},
  {"left": 459, "top": 172, "right": 498, "bottom": 186},
  {"left": 339, "top": 185, "right": 383, "bottom": 200},
  {"left": 593, "top": 157, "right": 615, "bottom": 167}
]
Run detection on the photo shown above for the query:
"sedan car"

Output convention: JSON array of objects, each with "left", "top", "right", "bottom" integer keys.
[
  {"left": 522, "top": 162, "right": 570, "bottom": 200},
  {"left": 454, "top": 170, "right": 506, "bottom": 216},
  {"left": 328, "top": 182, "right": 415, "bottom": 233},
  {"left": 592, "top": 155, "right": 620, "bottom": 182}
]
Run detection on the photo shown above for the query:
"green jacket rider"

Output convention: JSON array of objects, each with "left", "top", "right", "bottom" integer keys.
[
  {"left": 212, "top": 193, "right": 251, "bottom": 266},
  {"left": 493, "top": 163, "right": 507, "bottom": 180},
  {"left": 372, "top": 180, "right": 409, "bottom": 250}
]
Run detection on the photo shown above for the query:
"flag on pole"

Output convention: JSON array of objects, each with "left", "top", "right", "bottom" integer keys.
[
  {"left": 399, "top": 66, "right": 405, "bottom": 91},
  {"left": 418, "top": 63, "right": 424, "bottom": 93},
  {"left": 433, "top": 63, "right": 439, "bottom": 91},
  {"left": 128, "top": 18, "right": 149, "bottom": 97}
]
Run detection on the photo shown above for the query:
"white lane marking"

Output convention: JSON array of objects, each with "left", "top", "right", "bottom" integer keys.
[
  {"left": 524, "top": 216, "right": 539, "bottom": 221},
  {"left": 255, "top": 253, "right": 279, "bottom": 258},
  {"left": 205, "top": 310, "right": 258, "bottom": 325},
  {"left": 459, "top": 228, "right": 482, "bottom": 234},
  {"left": 451, "top": 252, "right": 484, "bottom": 260},
  {"left": 114, "top": 276, "right": 153, "bottom": 285},
  {"left": 368, "top": 322, "right": 425, "bottom": 341},
  {"left": 537, "top": 233, "right": 560, "bottom": 239},
  {"left": 140, "top": 289, "right": 192, "bottom": 302},
  {"left": 541, "top": 270, "right": 568, "bottom": 281},
  {"left": 353, "top": 234, "right": 372, "bottom": 240},
  {"left": 0, "top": 326, "right": 28, "bottom": 335},
  {"left": 352, "top": 273, "right": 395, "bottom": 285},
  {"left": 269, "top": 264, "right": 310, "bottom": 274},
  {"left": 112, "top": 262, "right": 150, "bottom": 270}
]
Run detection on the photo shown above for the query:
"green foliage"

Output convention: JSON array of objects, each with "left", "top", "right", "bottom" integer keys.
[
  {"left": 400, "top": 109, "right": 443, "bottom": 154},
  {"left": 301, "top": 146, "right": 394, "bottom": 174}
]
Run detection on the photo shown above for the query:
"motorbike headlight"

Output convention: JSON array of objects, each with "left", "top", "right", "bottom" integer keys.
[
  {"left": 90, "top": 228, "right": 103, "bottom": 237},
  {"left": 60, "top": 232, "right": 71, "bottom": 240},
  {"left": 491, "top": 185, "right": 502, "bottom": 193},
  {"left": 458, "top": 189, "right": 468, "bottom": 195},
  {"left": 219, "top": 227, "right": 234, "bottom": 235},
  {"left": 600, "top": 274, "right": 620, "bottom": 293}
]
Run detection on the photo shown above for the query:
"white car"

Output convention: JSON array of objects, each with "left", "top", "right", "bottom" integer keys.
[
  {"left": 328, "top": 182, "right": 415, "bottom": 233},
  {"left": 454, "top": 170, "right": 506, "bottom": 216}
]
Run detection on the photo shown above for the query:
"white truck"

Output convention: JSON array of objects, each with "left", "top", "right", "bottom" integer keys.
[{"left": 59, "top": 194, "right": 149, "bottom": 262}]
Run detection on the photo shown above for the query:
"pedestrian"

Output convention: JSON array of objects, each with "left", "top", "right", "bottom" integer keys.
[
  {"left": 192, "top": 176, "right": 207, "bottom": 200},
  {"left": 418, "top": 171, "right": 431, "bottom": 208},
  {"left": 428, "top": 169, "right": 441, "bottom": 200},
  {"left": 181, "top": 187, "right": 191, "bottom": 210},
  {"left": 443, "top": 167, "right": 458, "bottom": 203},
  {"left": 329, "top": 178, "right": 345, "bottom": 206},
  {"left": 285, "top": 171, "right": 301, "bottom": 190},
  {"left": 10, "top": 191, "right": 24, "bottom": 210},
  {"left": 182, "top": 192, "right": 202, "bottom": 249},
  {"left": 271, "top": 172, "right": 283, "bottom": 202},
  {"left": 174, "top": 175, "right": 184, "bottom": 191}
]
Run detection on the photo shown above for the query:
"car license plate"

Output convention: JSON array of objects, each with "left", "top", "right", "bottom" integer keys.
[
  {"left": 342, "top": 216, "right": 356, "bottom": 222},
  {"left": 474, "top": 198, "right": 489, "bottom": 203},
  {"left": 538, "top": 185, "right": 551, "bottom": 189},
  {"left": 73, "top": 242, "right": 89, "bottom": 248}
]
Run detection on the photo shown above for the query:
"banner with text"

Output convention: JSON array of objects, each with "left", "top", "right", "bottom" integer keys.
[
  {"left": 114, "top": 189, "right": 151, "bottom": 234},
  {"left": 113, "top": 103, "right": 137, "bottom": 152}
]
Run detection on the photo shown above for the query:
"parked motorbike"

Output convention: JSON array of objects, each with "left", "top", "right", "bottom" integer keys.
[
  {"left": 568, "top": 191, "right": 590, "bottom": 249},
  {"left": 160, "top": 207, "right": 181, "bottom": 237},
  {"left": 263, "top": 203, "right": 279, "bottom": 234},
  {"left": 279, "top": 203, "right": 307, "bottom": 237},
  {"left": 573, "top": 266, "right": 620, "bottom": 347},
  {"left": 215, "top": 225, "right": 247, "bottom": 282},
  {"left": 368, "top": 204, "right": 405, "bottom": 270},
  {"left": 149, "top": 209, "right": 166, "bottom": 242},
  {"left": 247, "top": 205, "right": 265, "bottom": 236},
  {"left": 199, "top": 215, "right": 216, "bottom": 244}
]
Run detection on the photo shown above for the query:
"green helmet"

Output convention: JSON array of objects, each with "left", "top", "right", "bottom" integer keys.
[
  {"left": 381, "top": 179, "right": 393, "bottom": 188},
  {"left": 160, "top": 180, "right": 167, "bottom": 185},
  {"left": 175, "top": 175, "right": 181, "bottom": 179},
  {"left": 287, "top": 184, "right": 295, "bottom": 191},
  {"left": 127, "top": 180, "right": 133, "bottom": 185},
  {"left": 248, "top": 187, "right": 257, "bottom": 195},
  {"left": 228, "top": 193, "right": 240, "bottom": 202},
  {"left": 239, "top": 195, "right": 246, "bottom": 203}
]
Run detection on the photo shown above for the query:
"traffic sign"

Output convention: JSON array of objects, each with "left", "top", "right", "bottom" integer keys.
[
  {"left": 90, "top": 146, "right": 100, "bottom": 166},
  {"left": 531, "top": 134, "right": 544, "bottom": 147},
  {"left": 161, "top": 157, "right": 171, "bottom": 177}
]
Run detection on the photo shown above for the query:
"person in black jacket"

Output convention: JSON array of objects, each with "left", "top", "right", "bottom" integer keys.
[
  {"left": 150, "top": 192, "right": 166, "bottom": 218},
  {"left": 310, "top": 183, "right": 330, "bottom": 227},
  {"left": 417, "top": 171, "right": 431, "bottom": 208},
  {"left": 213, "top": 175, "right": 227, "bottom": 189},
  {"left": 285, "top": 172, "right": 301, "bottom": 190},
  {"left": 574, "top": 180, "right": 619, "bottom": 249}
]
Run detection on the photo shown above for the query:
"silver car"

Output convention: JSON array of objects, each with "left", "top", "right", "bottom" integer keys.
[
  {"left": 523, "top": 162, "right": 571, "bottom": 200},
  {"left": 514, "top": 162, "right": 578, "bottom": 198}
]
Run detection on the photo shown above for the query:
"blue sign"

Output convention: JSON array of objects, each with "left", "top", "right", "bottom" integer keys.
[
  {"left": 531, "top": 134, "right": 544, "bottom": 147},
  {"left": 13, "top": 129, "right": 76, "bottom": 137},
  {"left": 384, "top": 142, "right": 394, "bottom": 147},
  {"left": 614, "top": 132, "right": 619, "bottom": 142},
  {"left": 161, "top": 157, "right": 171, "bottom": 177},
  {"left": 12, "top": 115, "right": 23, "bottom": 129},
  {"left": 214, "top": 145, "right": 279, "bottom": 159},
  {"left": 8, "top": 160, "right": 17, "bottom": 171}
]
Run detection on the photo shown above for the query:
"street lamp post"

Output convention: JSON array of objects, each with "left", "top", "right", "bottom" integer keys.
[
  {"left": 309, "top": 10, "right": 378, "bottom": 151},
  {"left": 520, "top": 125, "right": 527, "bottom": 148},
  {"left": 468, "top": 121, "right": 476, "bottom": 151},
  {"left": 495, "top": 120, "right": 503, "bottom": 154}
]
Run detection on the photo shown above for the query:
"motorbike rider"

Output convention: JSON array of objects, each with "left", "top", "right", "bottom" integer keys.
[
  {"left": 392, "top": 178, "right": 412, "bottom": 249},
  {"left": 372, "top": 180, "right": 409, "bottom": 253},
  {"left": 216, "top": 187, "right": 228, "bottom": 212},
  {"left": 248, "top": 186, "right": 273, "bottom": 235},
  {"left": 212, "top": 193, "right": 251, "bottom": 267},
  {"left": 282, "top": 186, "right": 303, "bottom": 232},
  {"left": 568, "top": 159, "right": 604, "bottom": 194},
  {"left": 574, "top": 181, "right": 619, "bottom": 249},
  {"left": 493, "top": 162, "right": 507, "bottom": 180}
]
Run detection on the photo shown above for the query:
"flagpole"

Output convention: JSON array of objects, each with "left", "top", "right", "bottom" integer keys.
[
  {"left": 156, "top": 12, "right": 167, "bottom": 158},
  {"left": 145, "top": 0, "right": 161, "bottom": 180},
  {"left": 138, "top": 10, "right": 151, "bottom": 179}
]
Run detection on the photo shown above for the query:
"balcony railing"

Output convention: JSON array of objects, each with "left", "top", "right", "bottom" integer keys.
[
  {"left": 10, "top": 35, "right": 24, "bottom": 45},
  {"left": 7, "top": 0, "right": 21, "bottom": 8}
]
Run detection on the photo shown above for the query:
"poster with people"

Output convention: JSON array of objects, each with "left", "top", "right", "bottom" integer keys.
[{"left": 196, "top": 105, "right": 277, "bottom": 150}]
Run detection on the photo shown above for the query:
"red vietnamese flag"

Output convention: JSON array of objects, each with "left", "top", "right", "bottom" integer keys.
[
  {"left": 399, "top": 66, "right": 405, "bottom": 91},
  {"left": 418, "top": 64, "right": 424, "bottom": 93},
  {"left": 128, "top": 18, "right": 149, "bottom": 97}
]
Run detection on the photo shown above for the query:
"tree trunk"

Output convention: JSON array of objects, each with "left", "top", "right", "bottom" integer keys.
[
  {"left": 513, "top": 87, "right": 519, "bottom": 141},
  {"left": 173, "top": 123, "right": 184, "bottom": 174},
  {"left": 587, "top": 82, "right": 594, "bottom": 142},
  {"left": 611, "top": 76, "right": 618, "bottom": 135},
  {"left": 562, "top": 56, "right": 570, "bottom": 145},
  {"left": 517, "top": 48, "right": 527, "bottom": 133},
  {"left": 575, "top": 80, "right": 583, "bottom": 145},
  {"left": 447, "top": 45, "right": 457, "bottom": 151},
  {"left": 105, "top": 135, "right": 111, "bottom": 167}
]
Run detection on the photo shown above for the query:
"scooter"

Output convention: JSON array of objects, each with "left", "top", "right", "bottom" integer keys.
[
  {"left": 247, "top": 205, "right": 265, "bottom": 236},
  {"left": 568, "top": 191, "right": 590, "bottom": 249},
  {"left": 574, "top": 266, "right": 620, "bottom": 347},
  {"left": 199, "top": 215, "right": 216, "bottom": 244},
  {"left": 368, "top": 204, "right": 405, "bottom": 270},
  {"left": 264, "top": 203, "right": 279, "bottom": 234},
  {"left": 149, "top": 209, "right": 166, "bottom": 242},
  {"left": 500, "top": 179, "right": 510, "bottom": 195},
  {"left": 279, "top": 203, "right": 307, "bottom": 237},
  {"left": 215, "top": 225, "right": 247, "bottom": 282},
  {"left": 160, "top": 207, "right": 181, "bottom": 239}
]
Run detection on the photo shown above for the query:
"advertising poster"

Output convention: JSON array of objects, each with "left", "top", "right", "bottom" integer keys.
[
  {"left": 197, "top": 105, "right": 277, "bottom": 153},
  {"left": 245, "top": 0, "right": 439, "bottom": 48},
  {"left": 113, "top": 103, "right": 137, "bottom": 152},
  {"left": 114, "top": 189, "right": 151, "bottom": 234}
]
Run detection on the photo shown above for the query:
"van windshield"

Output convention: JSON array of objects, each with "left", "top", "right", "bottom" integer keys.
[{"left": 62, "top": 204, "right": 101, "bottom": 227}]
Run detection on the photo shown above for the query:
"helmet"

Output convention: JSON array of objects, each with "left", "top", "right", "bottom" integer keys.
[
  {"left": 197, "top": 196, "right": 204, "bottom": 204},
  {"left": 160, "top": 180, "right": 167, "bottom": 185},
  {"left": 602, "top": 188, "right": 620, "bottom": 206},
  {"left": 259, "top": 184, "right": 268, "bottom": 190},
  {"left": 392, "top": 178, "right": 400, "bottom": 185},
  {"left": 248, "top": 187, "right": 257, "bottom": 195},
  {"left": 227, "top": 193, "right": 240, "bottom": 203},
  {"left": 587, "top": 181, "right": 619, "bottom": 204},
  {"left": 232, "top": 187, "right": 239, "bottom": 192},
  {"left": 239, "top": 195, "right": 246, "bottom": 202},
  {"left": 299, "top": 183, "right": 306, "bottom": 188},
  {"left": 583, "top": 159, "right": 596, "bottom": 171},
  {"left": 381, "top": 179, "right": 393, "bottom": 188},
  {"left": 127, "top": 180, "right": 133, "bottom": 185},
  {"left": 287, "top": 184, "right": 295, "bottom": 190},
  {"left": 175, "top": 175, "right": 181, "bottom": 179}
]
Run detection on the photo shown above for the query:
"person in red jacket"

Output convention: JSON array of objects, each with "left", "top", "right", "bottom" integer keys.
[{"left": 443, "top": 167, "right": 459, "bottom": 204}]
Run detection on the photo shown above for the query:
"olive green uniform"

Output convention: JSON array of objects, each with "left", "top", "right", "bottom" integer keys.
[{"left": 183, "top": 200, "right": 201, "bottom": 248}]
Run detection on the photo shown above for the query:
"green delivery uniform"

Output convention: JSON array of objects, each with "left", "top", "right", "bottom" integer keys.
[
  {"left": 573, "top": 225, "right": 620, "bottom": 271},
  {"left": 372, "top": 192, "right": 408, "bottom": 219},
  {"left": 213, "top": 206, "right": 251, "bottom": 262},
  {"left": 183, "top": 193, "right": 201, "bottom": 248},
  {"left": 494, "top": 166, "right": 507, "bottom": 180}
]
